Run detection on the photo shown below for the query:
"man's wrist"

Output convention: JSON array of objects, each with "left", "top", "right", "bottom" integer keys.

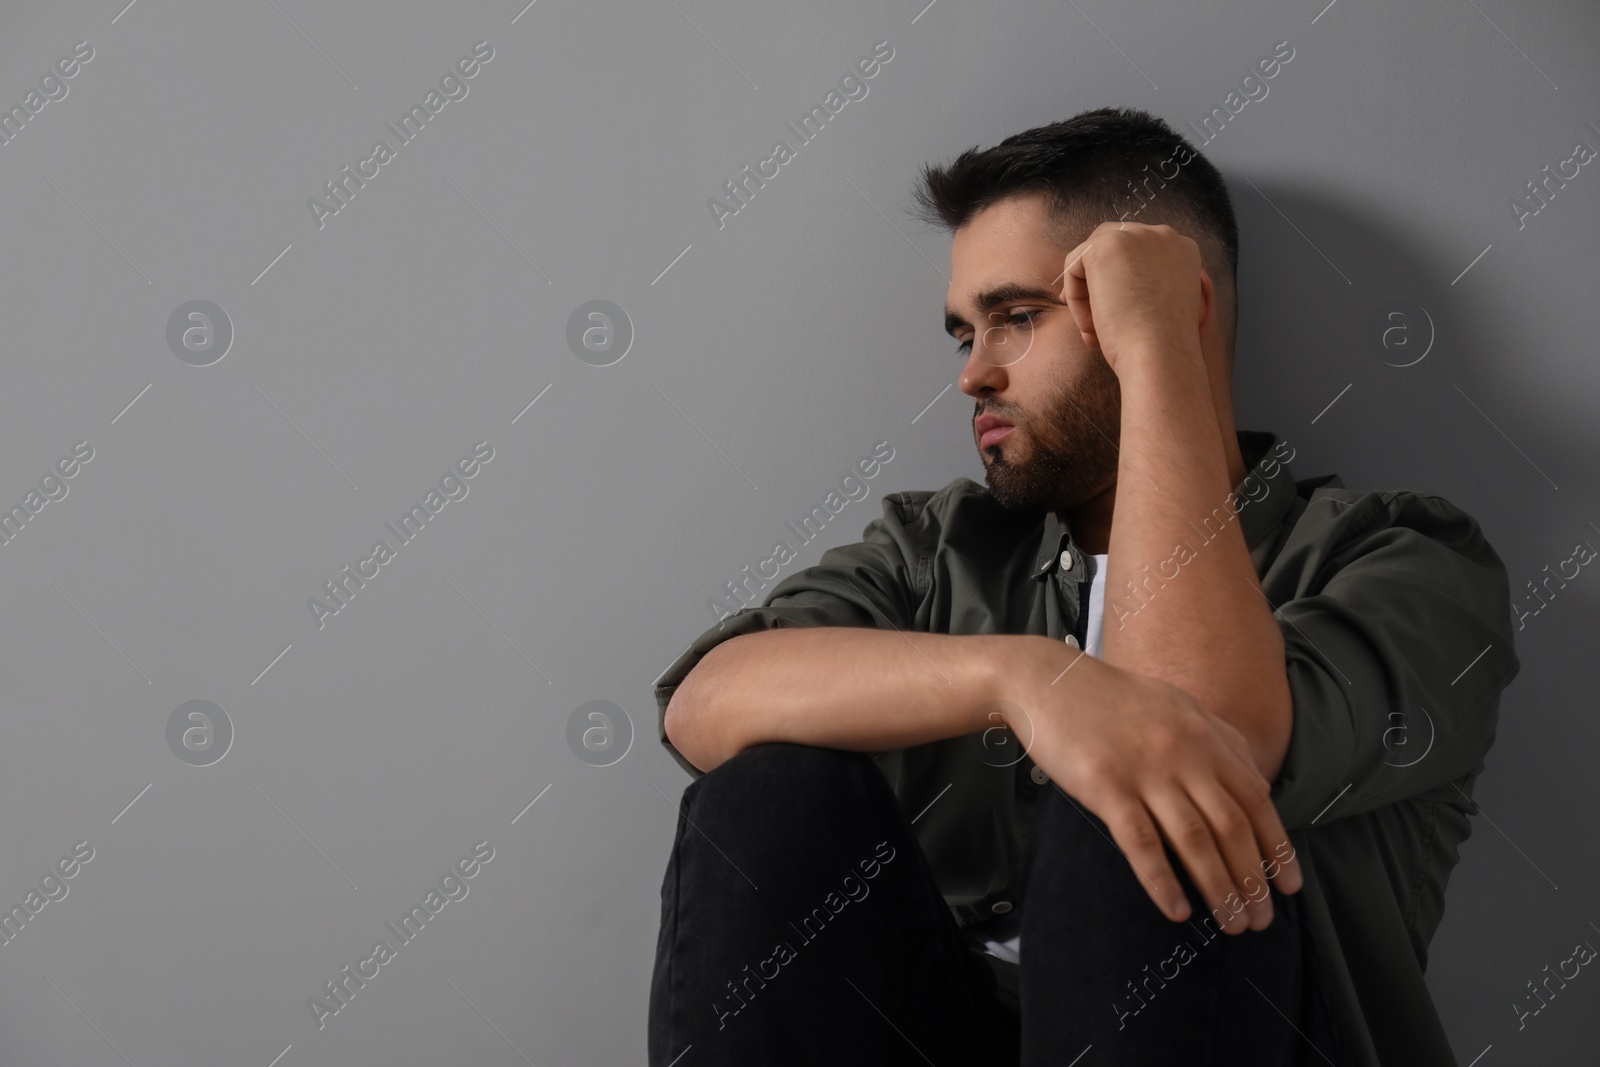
[
  {"left": 965, "top": 634, "right": 1023, "bottom": 732},
  {"left": 1111, "top": 335, "right": 1208, "bottom": 389},
  {"left": 988, "top": 634, "right": 1087, "bottom": 730}
]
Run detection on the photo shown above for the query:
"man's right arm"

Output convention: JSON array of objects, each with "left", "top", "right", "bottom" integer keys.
[
  {"left": 663, "top": 626, "right": 1035, "bottom": 774},
  {"left": 665, "top": 621, "right": 1302, "bottom": 934}
]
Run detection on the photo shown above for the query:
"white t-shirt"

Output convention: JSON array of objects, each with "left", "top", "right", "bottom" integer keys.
[{"left": 977, "top": 551, "right": 1109, "bottom": 965}]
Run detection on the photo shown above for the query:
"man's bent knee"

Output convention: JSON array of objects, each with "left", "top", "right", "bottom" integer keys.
[{"left": 693, "top": 742, "right": 882, "bottom": 811}]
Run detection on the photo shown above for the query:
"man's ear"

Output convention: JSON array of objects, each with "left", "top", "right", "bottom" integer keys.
[
  {"left": 1197, "top": 271, "right": 1234, "bottom": 370},
  {"left": 1197, "top": 271, "right": 1238, "bottom": 390}
]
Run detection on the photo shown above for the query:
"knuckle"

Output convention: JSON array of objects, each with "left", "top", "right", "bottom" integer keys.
[
  {"left": 1157, "top": 682, "right": 1200, "bottom": 717},
  {"left": 1075, "top": 751, "right": 1126, "bottom": 783},
  {"left": 1144, "top": 725, "right": 1182, "bottom": 760},
  {"left": 1115, "top": 814, "right": 1162, "bottom": 854},
  {"left": 1180, "top": 713, "right": 1215, "bottom": 745},
  {"left": 1175, "top": 817, "right": 1211, "bottom": 847},
  {"left": 1213, "top": 805, "right": 1249, "bottom": 841},
  {"left": 1077, "top": 750, "right": 1118, "bottom": 785},
  {"left": 1240, "top": 774, "right": 1273, "bottom": 806}
]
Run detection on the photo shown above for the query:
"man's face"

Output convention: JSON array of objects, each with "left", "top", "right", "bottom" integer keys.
[{"left": 944, "top": 193, "right": 1121, "bottom": 514}]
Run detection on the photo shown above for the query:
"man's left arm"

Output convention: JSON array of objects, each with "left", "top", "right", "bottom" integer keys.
[
  {"left": 1072, "top": 225, "right": 1291, "bottom": 780},
  {"left": 1099, "top": 349, "right": 1292, "bottom": 780}
]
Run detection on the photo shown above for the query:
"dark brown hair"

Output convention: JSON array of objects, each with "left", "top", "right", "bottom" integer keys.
[{"left": 911, "top": 106, "right": 1240, "bottom": 343}]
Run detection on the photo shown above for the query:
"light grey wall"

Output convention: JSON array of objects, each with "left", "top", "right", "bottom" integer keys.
[{"left": 0, "top": 0, "right": 1595, "bottom": 1062}]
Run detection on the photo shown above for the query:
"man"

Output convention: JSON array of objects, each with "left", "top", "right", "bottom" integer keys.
[{"left": 648, "top": 107, "right": 1520, "bottom": 1066}]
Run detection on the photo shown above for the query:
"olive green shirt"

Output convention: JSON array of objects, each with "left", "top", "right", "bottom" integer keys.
[{"left": 653, "top": 430, "right": 1521, "bottom": 1067}]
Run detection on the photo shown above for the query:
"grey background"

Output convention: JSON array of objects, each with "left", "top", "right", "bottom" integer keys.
[{"left": 0, "top": 0, "right": 1595, "bottom": 1063}]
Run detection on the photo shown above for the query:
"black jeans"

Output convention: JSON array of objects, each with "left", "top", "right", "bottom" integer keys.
[{"left": 648, "top": 742, "right": 1341, "bottom": 1066}]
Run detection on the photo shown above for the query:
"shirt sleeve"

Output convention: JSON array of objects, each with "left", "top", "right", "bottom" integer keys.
[
  {"left": 652, "top": 492, "right": 930, "bottom": 779},
  {"left": 1268, "top": 491, "right": 1523, "bottom": 828}
]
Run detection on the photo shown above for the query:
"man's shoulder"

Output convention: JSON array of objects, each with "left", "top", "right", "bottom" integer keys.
[
  {"left": 1283, "top": 477, "right": 1501, "bottom": 568},
  {"left": 875, "top": 476, "right": 1043, "bottom": 542},
  {"left": 878, "top": 475, "right": 992, "bottom": 519}
]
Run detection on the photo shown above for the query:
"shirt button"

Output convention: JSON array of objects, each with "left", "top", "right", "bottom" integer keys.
[
  {"left": 1063, "top": 634, "right": 1080, "bottom": 649},
  {"left": 1060, "top": 547, "right": 1076, "bottom": 571},
  {"left": 990, "top": 900, "right": 1013, "bottom": 914},
  {"left": 1030, "top": 765, "right": 1049, "bottom": 785}
]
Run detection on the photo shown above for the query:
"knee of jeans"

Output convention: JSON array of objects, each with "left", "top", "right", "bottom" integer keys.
[{"left": 695, "top": 741, "right": 881, "bottom": 812}]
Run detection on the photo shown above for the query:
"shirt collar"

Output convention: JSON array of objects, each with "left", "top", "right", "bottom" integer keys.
[{"left": 1031, "top": 429, "right": 1295, "bottom": 581}]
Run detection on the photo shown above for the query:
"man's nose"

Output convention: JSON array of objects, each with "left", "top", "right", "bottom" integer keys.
[{"left": 958, "top": 344, "right": 1008, "bottom": 397}]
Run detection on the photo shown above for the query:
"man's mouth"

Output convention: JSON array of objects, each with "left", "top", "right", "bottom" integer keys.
[{"left": 975, "top": 413, "right": 1015, "bottom": 449}]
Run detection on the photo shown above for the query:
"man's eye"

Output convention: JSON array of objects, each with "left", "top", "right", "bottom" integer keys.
[{"left": 957, "top": 311, "right": 1039, "bottom": 357}]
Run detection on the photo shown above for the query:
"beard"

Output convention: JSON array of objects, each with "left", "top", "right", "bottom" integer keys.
[{"left": 978, "top": 350, "right": 1122, "bottom": 514}]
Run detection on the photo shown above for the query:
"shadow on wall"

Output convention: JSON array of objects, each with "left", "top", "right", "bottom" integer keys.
[{"left": 1226, "top": 179, "right": 1599, "bottom": 1059}]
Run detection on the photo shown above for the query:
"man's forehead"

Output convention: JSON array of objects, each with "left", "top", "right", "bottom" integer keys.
[
  {"left": 948, "top": 218, "right": 1077, "bottom": 282},
  {"left": 945, "top": 249, "right": 1069, "bottom": 311}
]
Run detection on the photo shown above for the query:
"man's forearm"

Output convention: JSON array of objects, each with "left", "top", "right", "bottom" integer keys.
[
  {"left": 664, "top": 628, "right": 1056, "bottom": 774},
  {"left": 1101, "top": 349, "right": 1293, "bottom": 780}
]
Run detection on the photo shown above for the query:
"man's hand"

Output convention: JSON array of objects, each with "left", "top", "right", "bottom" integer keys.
[
  {"left": 1002, "top": 638, "right": 1302, "bottom": 933},
  {"left": 1057, "top": 220, "right": 1211, "bottom": 373}
]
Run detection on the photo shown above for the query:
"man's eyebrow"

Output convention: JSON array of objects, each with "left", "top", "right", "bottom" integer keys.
[{"left": 943, "top": 283, "right": 1061, "bottom": 336}]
